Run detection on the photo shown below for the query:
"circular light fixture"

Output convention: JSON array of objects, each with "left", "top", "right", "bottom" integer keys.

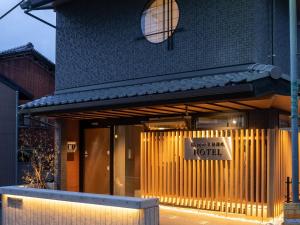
[{"left": 141, "top": 0, "right": 180, "bottom": 43}]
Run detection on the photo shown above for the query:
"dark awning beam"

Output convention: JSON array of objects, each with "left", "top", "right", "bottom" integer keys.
[
  {"left": 20, "top": 83, "right": 254, "bottom": 115},
  {"left": 227, "top": 101, "right": 258, "bottom": 110},
  {"left": 208, "top": 103, "right": 240, "bottom": 111},
  {"left": 186, "top": 104, "right": 221, "bottom": 113},
  {"left": 24, "top": 10, "right": 56, "bottom": 29},
  {"left": 20, "top": 0, "right": 72, "bottom": 10}
]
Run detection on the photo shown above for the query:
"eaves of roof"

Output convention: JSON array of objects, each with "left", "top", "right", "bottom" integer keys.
[{"left": 20, "top": 64, "right": 288, "bottom": 114}]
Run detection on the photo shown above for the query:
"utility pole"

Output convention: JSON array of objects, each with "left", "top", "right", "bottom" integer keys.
[{"left": 290, "top": 0, "right": 299, "bottom": 203}]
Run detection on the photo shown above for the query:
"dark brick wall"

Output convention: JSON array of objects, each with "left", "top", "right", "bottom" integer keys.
[
  {"left": 0, "top": 56, "right": 55, "bottom": 99},
  {"left": 56, "top": 0, "right": 276, "bottom": 91},
  {"left": 253, "top": 0, "right": 273, "bottom": 66},
  {"left": 55, "top": 0, "right": 296, "bottom": 92},
  {"left": 273, "top": 0, "right": 290, "bottom": 74}
]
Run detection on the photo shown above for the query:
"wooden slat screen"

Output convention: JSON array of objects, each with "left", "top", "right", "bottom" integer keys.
[{"left": 140, "top": 129, "right": 297, "bottom": 219}]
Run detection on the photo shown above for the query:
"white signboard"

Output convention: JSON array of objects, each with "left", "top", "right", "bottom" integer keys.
[{"left": 184, "top": 137, "right": 232, "bottom": 160}]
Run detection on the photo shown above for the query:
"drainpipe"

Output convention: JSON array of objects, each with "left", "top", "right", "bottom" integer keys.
[
  {"left": 15, "top": 91, "right": 19, "bottom": 185},
  {"left": 289, "top": 0, "right": 299, "bottom": 203}
]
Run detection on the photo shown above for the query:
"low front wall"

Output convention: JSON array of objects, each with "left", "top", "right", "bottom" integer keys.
[{"left": 0, "top": 186, "right": 159, "bottom": 225}]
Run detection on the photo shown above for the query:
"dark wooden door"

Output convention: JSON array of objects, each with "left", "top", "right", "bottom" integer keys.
[{"left": 84, "top": 128, "right": 110, "bottom": 194}]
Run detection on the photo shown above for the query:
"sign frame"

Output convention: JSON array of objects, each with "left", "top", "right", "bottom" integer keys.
[{"left": 184, "top": 137, "right": 233, "bottom": 160}]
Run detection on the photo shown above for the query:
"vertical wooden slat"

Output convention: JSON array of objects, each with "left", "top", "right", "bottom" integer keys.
[
  {"left": 183, "top": 131, "right": 188, "bottom": 205},
  {"left": 250, "top": 129, "right": 255, "bottom": 216},
  {"left": 175, "top": 131, "right": 179, "bottom": 205},
  {"left": 146, "top": 132, "right": 149, "bottom": 197},
  {"left": 159, "top": 132, "right": 163, "bottom": 201},
  {"left": 154, "top": 132, "right": 159, "bottom": 198},
  {"left": 192, "top": 131, "right": 197, "bottom": 207},
  {"left": 196, "top": 130, "right": 201, "bottom": 208},
  {"left": 215, "top": 130, "right": 219, "bottom": 211},
  {"left": 244, "top": 129, "right": 249, "bottom": 216},
  {"left": 219, "top": 130, "right": 224, "bottom": 212},
  {"left": 167, "top": 131, "right": 171, "bottom": 203},
  {"left": 234, "top": 130, "right": 239, "bottom": 213},
  {"left": 267, "top": 129, "right": 275, "bottom": 218},
  {"left": 147, "top": 133, "right": 152, "bottom": 197},
  {"left": 239, "top": 129, "right": 244, "bottom": 215},
  {"left": 275, "top": 129, "right": 280, "bottom": 216},
  {"left": 179, "top": 130, "right": 184, "bottom": 205},
  {"left": 205, "top": 130, "right": 210, "bottom": 209},
  {"left": 163, "top": 132, "right": 168, "bottom": 202},
  {"left": 225, "top": 130, "right": 230, "bottom": 213},
  {"left": 255, "top": 129, "right": 260, "bottom": 217},
  {"left": 151, "top": 132, "right": 155, "bottom": 198},
  {"left": 141, "top": 133, "right": 145, "bottom": 197},
  {"left": 187, "top": 131, "right": 192, "bottom": 206},
  {"left": 229, "top": 130, "right": 234, "bottom": 213},
  {"left": 171, "top": 131, "right": 175, "bottom": 203},
  {"left": 261, "top": 129, "right": 266, "bottom": 218},
  {"left": 201, "top": 131, "right": 206, "bottom": 209},
  {"left": 212, "top": 130, "right": 216, "bottom": 210}
]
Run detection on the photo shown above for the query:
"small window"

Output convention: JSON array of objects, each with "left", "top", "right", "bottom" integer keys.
[
  {"left": 141, "top": 0, "right": 179, "bottom": 43},
  {"left": 195, "top": 114, "right": 245, "bottom": 130},
  {"left": 279, "top": 114, "right": 291, "bottom": 128},
  {"left": 20, "top": 115, "right": 31, "bottom": 127}
]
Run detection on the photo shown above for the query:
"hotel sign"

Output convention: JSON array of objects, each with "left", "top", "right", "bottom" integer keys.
[{"left": 184, "top": 137, "right": 232, "bottom": 160}]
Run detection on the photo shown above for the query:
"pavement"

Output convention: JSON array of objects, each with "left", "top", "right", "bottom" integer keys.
[
  {"left": 160, "top": 206, "right": 283, "bottom": 225},
  {"left": 0, "top": 205, "right": 283, "bottom": 225}
]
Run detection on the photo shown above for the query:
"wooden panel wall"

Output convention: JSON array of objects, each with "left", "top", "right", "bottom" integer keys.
[
  {"left": 141, "top": 129, "right": 296, "bottom": 219},
  {"left": 0, "top": 57, "right": 54, "bottom": 99}
]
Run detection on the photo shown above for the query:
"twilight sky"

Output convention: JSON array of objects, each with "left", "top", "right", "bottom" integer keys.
[{"left": 0, "top": 0, "right": 56, "bottom": 62}]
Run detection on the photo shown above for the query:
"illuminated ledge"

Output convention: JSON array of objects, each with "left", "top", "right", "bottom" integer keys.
[{"left": 0, "top": 186, "right": 158, "bottom": 209}]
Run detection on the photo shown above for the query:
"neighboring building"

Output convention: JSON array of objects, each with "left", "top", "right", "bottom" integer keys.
[
  {"left": 0, "top": 74, "right": 32, "bottom": 187},
  {"left": 0, "top": 43, "right": 55, "bottom": 185},
  {"left": 21, "top": 0, "right": 298, "bottom": 221}
]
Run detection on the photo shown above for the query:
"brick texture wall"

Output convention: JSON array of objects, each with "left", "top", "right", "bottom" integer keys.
[{"left": 56, "top": 0, "right": 274, "bottom": 91}]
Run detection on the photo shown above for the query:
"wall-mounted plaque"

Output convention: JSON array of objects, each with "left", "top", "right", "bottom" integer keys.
[
  {"left": 67, "top": 141, "right": 77, "bottom": 153},
  {"left": 184, "top": 137, "right": 232, "bottom": 160},
  {"left": 67, "top": 142, "right": 77, "bottom": 161}
]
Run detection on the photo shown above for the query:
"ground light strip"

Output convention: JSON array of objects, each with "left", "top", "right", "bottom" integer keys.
[{"left": 159, "top": 205, "right": 283, "bottom": 225}]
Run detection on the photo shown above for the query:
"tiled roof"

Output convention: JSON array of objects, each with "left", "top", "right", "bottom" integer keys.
[
  {"left": 0, "top": 43, "right": 55, "bottom": 71},
  {"left": 0, "top": 42, "right": 34, "bottom": 55},
  {"left": 20, "top": 64, "right": 288, "bottom": 110}
]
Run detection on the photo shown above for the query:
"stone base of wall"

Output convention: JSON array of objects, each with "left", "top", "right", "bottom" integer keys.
[{"left": 284, "top": 203, "right": 300, "bottom": 225}]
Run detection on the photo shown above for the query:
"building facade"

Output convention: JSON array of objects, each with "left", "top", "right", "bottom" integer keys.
[
  {"left": 0, "top": 43, "right": 55, "bottom": 184},
  {"left": 21, "top": 0, "right": 298, "bottom": 220}
]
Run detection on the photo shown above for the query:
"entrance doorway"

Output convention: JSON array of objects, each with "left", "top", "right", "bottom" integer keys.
[{"left": 83, "top": 128, "right": 110, "bottom": 194}]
